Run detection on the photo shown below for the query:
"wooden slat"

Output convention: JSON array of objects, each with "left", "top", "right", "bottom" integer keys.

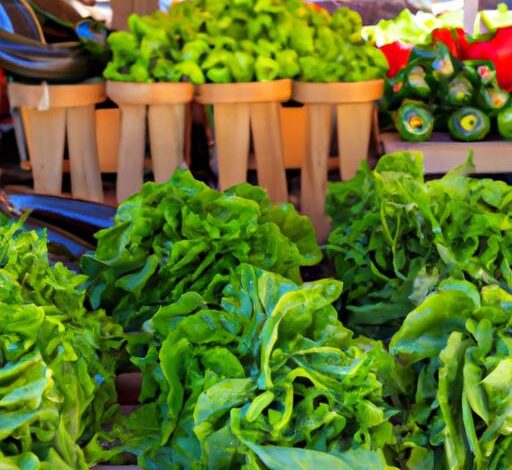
[
  {"left": 301, "top": 104, "right": 332, "bottom": 242},
  {"left": 336, "top": 102, "right": 375, "bottom": 180},
  {"left": 214, "top": 103, "right": 250, "bottom": 190},
  {"left": 381, "top": 132, "right": 512, "bottom": 174},
  {"left": 116, "top": 104, "right": 147, "bottom": 202},
  {"left": 250, "top": 102, "right": 288, "bottom": 203},
  {"left": 96, "top": 109, "right": 121, "bottom": 173},
  {"left": 24, "top": 108, "right": 66, "bottom": 195},
  {"left": 66, "top": 105, "right": 104, "bottom": 202},
  {"left": 148, "top": 104, "right": 186, "bottom": 183}
]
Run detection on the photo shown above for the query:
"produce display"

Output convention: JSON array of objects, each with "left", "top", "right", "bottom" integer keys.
[
  {"left": 2, "top": 155, "right": 512, "bottom": 468},
  {"left": 104, "top": 0, "right": 388, "bottom": 84},
  {"left": 0, "top": 217, "right": 122, "bottom": 468}
]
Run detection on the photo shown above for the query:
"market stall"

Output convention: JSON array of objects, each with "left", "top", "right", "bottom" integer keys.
[{"left": 0, "top": 1, "right": 512, "bottom": 470}]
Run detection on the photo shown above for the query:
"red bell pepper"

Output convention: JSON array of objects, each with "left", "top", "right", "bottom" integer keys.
[
  {"left": 431, "top": 28, "right": 468, "bottom": 59},
  {"left": 463, "top": 27, "right": 512, "bottom": 91},
  {"left": 379, "top": 41, "right": 413, "bottom": 77}
]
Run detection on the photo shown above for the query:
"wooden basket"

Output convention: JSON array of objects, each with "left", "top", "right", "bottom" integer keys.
[
  {"left": 8, "top": 81, "right": 106, "bottom": 202},
  {"left": 107, "top": 81, "right": 194, "bottom": 202},
  {"left": 196, "top": 79, "right": 292, "bottom": 203},
  {"left": 293, "top": 79, "right": 384, "bottom": 240}
]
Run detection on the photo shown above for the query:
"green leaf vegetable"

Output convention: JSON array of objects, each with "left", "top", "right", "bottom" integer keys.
[
  {"left": 326, "top": 151, "right": 512, "bottom": 335},
  {"left": 391, "top": 280, "right": 512, "bottom": 469},
  {"left": 0, "top": 219, "right": 123, "bottom": 469},
  {"left": 87, "top": 264, "right": 407, "bottom": 469},
  {"left": 81, "top": 169, "right": 321, "bottom": 331},
  {"left": 104, "top": 0, "right": 387, "bottom": 84}
]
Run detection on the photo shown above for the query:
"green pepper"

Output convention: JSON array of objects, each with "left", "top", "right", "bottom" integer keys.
[
  {"left": 276, "top": 50, "right": 300, "bottom": 79},
  {"left": 478, "top": 86, "right": 510, "bottom": 112},
  {"left": 309, "top": 7, "right": 331, "bottom": 29},
  {"left": 256, "top": 39, "right": 280, "bottom": 58},
  {"left": 448, "top": 107, "right": 490, "bottom": 141},
  {"left": 207, "top": 66, "right": 232, "bottom": 83},
  {"left": 107, "top": 31, "right": 139, "bottom": 62},
  {"left": 254, "top": 0, "right": 285, "bottom": 14},
  {"left": 323, "top": 62, "right": 346, "bottom": 82},
  {"left": 255, "top": 56, "right": 279, "bottom": 82},
  {"left": 274, "top": 12, "right": 293, "bottom": 46},
  {"left": 153, "top": 58, "right": 174, "bottom": 81},
  {"left": 475, "top": 63, "right": 497, "bottom": 86},
  {"left": 299, "top": 56, "right": 322, "bottom": 82},
  {"left": 201, "top": 49, "right": 232, "bottom": 70},
  {"left": 181, "top": 39, "right": 210, "bottom": 63},
  {"left": 103, "top": 62, "right": 132, "bottom": 82},
  {"left": 330, "top": 7, "right": 362, "bottom": 40},
  {"left": 211, "top": 36, "right": 237, "bottom": 52},
  {"left": 498, "top": 107, "right": 512, "bottom": 139},
  {"left": 225, "top": 20, "right": 246, "bottom": 40},
  {"left": 228, "top": 51, "right": 255, "bottom": 82},
  {"left": 463, "top": 61, "right": 496, "bottom": 87},
  {"left": 405, "top": 66, "right": 431, "bottom": 99},
  {"left": 171, "top": 61, "right": 206, "bottom": 84},
  {"left": 129, "top": 61, "right": 152, "bottom": 83},
  {"left": 445, "top": 73, "right": 474, "bottom": 106},
  {"left": 431, "top": 45, "right": 455, "bottom": 81},
  {"left": 316, "top": 27, "right": 338, "bottom": 62},
  {"left": 290, "top": 20, "right": 315, "bottom": 55},
  {"left": 204, "top": 0, "right": 229, "bottom": 17},
  {"left": 363, "top": 44, "right": 389, "bottom": 74},
  {"left": 247, "top": 14, "right": 273, "bottom": 40},
  {"left": 410, "top": 43, "right": 456, "bottom": 81},
  {"left": 395, "top": 101, "right": 434, "bottom": 142}
]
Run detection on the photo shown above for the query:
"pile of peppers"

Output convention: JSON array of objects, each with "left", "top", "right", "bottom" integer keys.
[
  {"left": 382, "top": 29, "right": 512, "bottom": 142},
  {"left": 104, "top": 0, "right": 388, "bottom": 84}
]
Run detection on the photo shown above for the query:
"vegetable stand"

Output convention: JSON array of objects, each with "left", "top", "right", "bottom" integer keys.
[
  {"left": 195, "top": 79, "right": 292, "bottom": 204},
  {"left": 107, "top": 81, "right": 194, "bottom": 202},
  {"left": 8, "top": 81, "right": 105, "bottom": 202}
]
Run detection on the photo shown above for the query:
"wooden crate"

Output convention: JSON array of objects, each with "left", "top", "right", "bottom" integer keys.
[
  {"left": 380, "top": 132, "right": 512, "bottom": 174},
  {"left": 9, "top": 82, "right": 106, "bottom": 202},
  {"left": 107, "top": 81, "right": 194, "bottom": 202},
  {"left": 196, "top": 80, "right": 292, "bottom": 203}
]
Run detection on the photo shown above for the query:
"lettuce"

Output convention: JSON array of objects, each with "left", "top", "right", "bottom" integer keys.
[
  {"left": 0, "top": 220, "right": 123, "bottom": 469},
  {"left": 82, "top": 170, "right": 321, "bottom": 331},
  {"left": 391, "top": 281, "right": 512, "bottom": 469},
  {"left": 327, "top": 152, "right": 512, "bottom": 336},
  {"left": 90, "top": 265, "right": 406, "bottom": 469}
]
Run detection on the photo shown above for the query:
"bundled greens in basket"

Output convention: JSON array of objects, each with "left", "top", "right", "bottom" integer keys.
[
  {"left": 0, "top": 219, "right": 123, "bottom": 469},
  {"left": 86, "top": 264, "right": 409, "bottom": 469},
  {"left": 104, "top": 0, "right": 387, "bottom": 84}
]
